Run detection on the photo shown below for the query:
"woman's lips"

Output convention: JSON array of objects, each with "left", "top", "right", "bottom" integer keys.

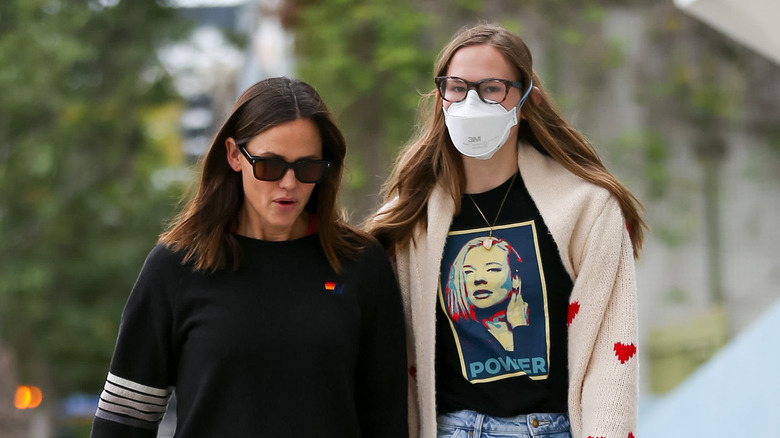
[
  {"left": 273, "top": 198, "right": 297, "bottom": 208},
  {"left": 472, "top": 290, "right": 492, "bottom": 299}
]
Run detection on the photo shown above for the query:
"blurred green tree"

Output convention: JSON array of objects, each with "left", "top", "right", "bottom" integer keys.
[
  {"left": 286, "top": 0, "right": 435, "bottom": 221},
  {"left": 0, "top": 0, "right": 191, "bottom": 402}
]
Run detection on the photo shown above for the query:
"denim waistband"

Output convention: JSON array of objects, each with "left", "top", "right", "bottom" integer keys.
[{"left": 437, "top": 410, "right": 571, "bottom": 437}]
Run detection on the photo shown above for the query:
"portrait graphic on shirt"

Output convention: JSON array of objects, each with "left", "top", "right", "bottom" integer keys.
[{"left": 439, "top": 221, "right": 551, "bottom": 383}]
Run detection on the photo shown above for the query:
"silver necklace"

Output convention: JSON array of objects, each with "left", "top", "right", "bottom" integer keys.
[{"left": 466, "top": 172, "right": 517, "bottom": 250}]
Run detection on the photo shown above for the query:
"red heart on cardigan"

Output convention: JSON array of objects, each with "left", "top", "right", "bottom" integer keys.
[
  {"left": 567, "top": 301, "right": 580, "bottom": 326},
  {"left": 614, "top": 342, "right": 637, "bottom": 364},
  {"left": 629, "top": 433, "right": 636, "bottom": 438},
  {"left": 408, "top": 365, "right": 417, "bottom": 380}
]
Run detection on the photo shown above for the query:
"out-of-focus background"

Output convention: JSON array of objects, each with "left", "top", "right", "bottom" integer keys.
[{"left": 1, "top": 0, "right": 778, "bottom": 437}]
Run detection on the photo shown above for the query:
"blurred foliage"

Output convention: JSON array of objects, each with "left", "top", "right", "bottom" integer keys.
[
  {"left": 611, "top": 130, "right": 671, "bottom": 200},
  {"left": 0, "top": 0, "right": 192, "bottom": 399},
  {"left": 647, "top": 10, "right": 744, "bottom": 122},
  {"left": 287, "top": 0, "right": 435, "bottom": 220}
]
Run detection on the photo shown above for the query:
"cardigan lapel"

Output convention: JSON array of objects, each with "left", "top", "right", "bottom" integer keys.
[
  {"left": 410, "top": 182, "right": 454, "bottom": 437},
  {"left": 415, "top": 181, "right": 454, "bottom": 359},
  {"left": 517, "top": 144, "right": 578, "bottom": 279},
  {"left": 423, "top": 183, "right": 455, "bottom": 308}
]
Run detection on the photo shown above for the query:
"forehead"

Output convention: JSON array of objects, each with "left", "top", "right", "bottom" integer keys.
[
  {"left": 464, "top": 245, "right": 508, "bottom": 264},
  {"left": 246, "top": 118, "right": 323, "bottom": 159},
  {"left": 446, "top": 44, "right": 516, "bottom": 81}
]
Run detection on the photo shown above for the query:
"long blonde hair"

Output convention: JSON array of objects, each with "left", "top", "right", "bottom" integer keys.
[{"left": 366, "top": 24, "right": 647, "bottom": 259}]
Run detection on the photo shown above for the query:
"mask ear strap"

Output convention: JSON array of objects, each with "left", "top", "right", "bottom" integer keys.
[{"left": 515, "top": 79, "right": 534, "bottom": 110}]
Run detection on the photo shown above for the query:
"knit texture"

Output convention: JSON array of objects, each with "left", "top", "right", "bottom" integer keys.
[
  {"left": 394, "top": 143, "right": 639, "bottom": 438},
  {"left": 91, "top": 235, "right": 409, "bottom": 438}
]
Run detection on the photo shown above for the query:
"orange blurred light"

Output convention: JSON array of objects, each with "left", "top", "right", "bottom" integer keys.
[
  {"left": 29, "top": 386, "right": 43, "bottom": 408},
  {"left": 14, "top": 385, "right": 31, "bottom": 409},
  {"left": 14, "top": 385, "right": 42, "bottom": 409}
]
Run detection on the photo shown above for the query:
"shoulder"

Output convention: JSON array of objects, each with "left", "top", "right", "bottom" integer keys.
[
  {"left": 351, "top": 233, "right": 392, "bottom": 266},
  {"left": 336, "top": 231, "right": 394, "bottom": 275},
  {"left": 145, "top": 243, "right": 188, "bottom": 269},
  {"left": 121, "top": 244, "right": 190, "bottom": 310},
  {"left": 519, "top": 143, "right": 609, "bottom": 195},
  {"left": 517, "top": 143, "right": 625, "bottom": 274},
  {"left": 134, "top": 243, "right": 193, "bottom": 285},
  {"left": 339, "top": 235, "right": 402, "bottom": 310},
  {"left": 518, "top": 142, "right": 614, "bottom": 219}
]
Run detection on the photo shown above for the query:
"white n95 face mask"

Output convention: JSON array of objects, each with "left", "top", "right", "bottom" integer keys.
[{"left": 443, "top": 81, "right": 533, "bottom": 160}]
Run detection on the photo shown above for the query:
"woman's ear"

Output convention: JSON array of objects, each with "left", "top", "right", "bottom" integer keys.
[
  {"left": 225, "top": 137, "right": 242, "bottom": 172},
  {"left": 531, "top": 86, "right": 541, "bottom": 106},
  {"left": 520, "top": 87, "right": 542, "bottom": 120}
]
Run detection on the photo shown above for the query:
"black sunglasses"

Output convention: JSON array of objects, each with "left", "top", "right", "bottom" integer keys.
[{"left": 238, "top": 144, "right": 331, "bottom": 183}]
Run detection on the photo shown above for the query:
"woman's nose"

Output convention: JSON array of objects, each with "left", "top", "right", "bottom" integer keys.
[{"left": 278, "top": 168, "right": 297, "bottom": 189}]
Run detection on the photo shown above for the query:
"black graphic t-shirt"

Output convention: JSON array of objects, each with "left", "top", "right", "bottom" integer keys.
[{"left": 435, "top": 172, "right": 573, "bottom": 417}]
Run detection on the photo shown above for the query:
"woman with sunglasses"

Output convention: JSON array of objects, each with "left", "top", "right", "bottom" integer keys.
[
  {"left": 91, "top": 77, "right": 408, "bottom": 437},
  {"left": 367, "top": 24, "right": 646, "bottom": 438}
]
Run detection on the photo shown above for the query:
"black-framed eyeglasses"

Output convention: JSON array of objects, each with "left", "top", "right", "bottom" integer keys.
[
  {"left": 238, "top": 144, "right": 331, "bottom": 183},
  {"left": 434, "top": 76, "right": 523, "bottom": 104}
]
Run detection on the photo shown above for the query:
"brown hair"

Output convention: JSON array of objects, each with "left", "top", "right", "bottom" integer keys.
[
  {"left": 366, "top": 23, "right": 647, "bottom": 258},
  {"left": 160, "top": 77, "right": 370, "bottom": 272}
]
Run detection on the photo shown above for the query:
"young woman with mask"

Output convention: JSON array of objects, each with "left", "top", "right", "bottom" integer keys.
[
  {"left": 367, "top": 24, "right": 646, "bottom": 438},
  {"left": 91, "top": 77, "right": 408, "bottom": 438}
]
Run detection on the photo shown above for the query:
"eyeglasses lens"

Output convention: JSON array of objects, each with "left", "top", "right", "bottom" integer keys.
[{"left": 441, "top": 78, "right": 507, "bottom": 103}]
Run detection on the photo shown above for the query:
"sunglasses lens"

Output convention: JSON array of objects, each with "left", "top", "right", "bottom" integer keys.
[
  {"left": 254, "top": 158, "right": 287, "bottom": 181},
  {"left": 246, "top": 153, "right": 330, "bottom": 183},
  {"left": 295, "top": 162, "right": 329, "bottom": 183}
]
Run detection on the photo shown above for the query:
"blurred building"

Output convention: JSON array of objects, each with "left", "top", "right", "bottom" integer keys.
[
  {"left": 676, "top": 0, "right": 780, "bottom": 65},
  {"left": 160, "top": 1, "right": 248, "bottom": 158},
  {"left": 579, "top": 5, "right": 780, "bottom": 399},
  {"left": 234, "top": 0, "right": 295, "bottom": 91},
  {"left": 160, "top": 0, "right": 294, "bottom": 159},
  {"left": 637, "top": 1, "right": 780, "bottom": 433}
]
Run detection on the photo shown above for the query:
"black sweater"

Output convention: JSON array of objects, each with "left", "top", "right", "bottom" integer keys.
[{"left": 91, "top": 234, "right": 408, "bottom": 437}]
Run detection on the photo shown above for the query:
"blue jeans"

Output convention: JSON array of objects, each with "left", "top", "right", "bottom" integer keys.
[{"left": 436, "top": 410, "right": 572, "bottom": 438}]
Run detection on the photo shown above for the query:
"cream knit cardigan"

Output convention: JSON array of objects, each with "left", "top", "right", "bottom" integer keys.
[{"left": 393, "top": 143, "right": 639, "bottom": 438}]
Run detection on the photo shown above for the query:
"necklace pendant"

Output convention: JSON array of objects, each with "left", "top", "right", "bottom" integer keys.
[{"left": 468, "top": 173, "right": 517, "bottom": 253}]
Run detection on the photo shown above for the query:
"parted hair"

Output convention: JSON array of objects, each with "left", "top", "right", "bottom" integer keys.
[
  {"left": 366, "top": 23, "right": 647, "bottom": 258},
  {"left": 160, "top": 77, "right": 371, "bottom": 273}
]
